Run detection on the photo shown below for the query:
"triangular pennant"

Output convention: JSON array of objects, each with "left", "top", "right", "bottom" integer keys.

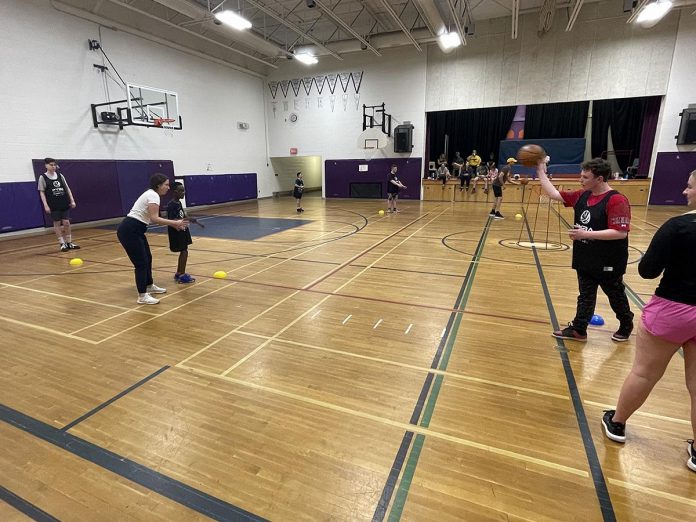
[
  {"left": 280, "top": 80, "right": 290, "bottom": 98},
  {"left": 351, "top": 71, "right": 363, "bottom": 93},
  {"left": 302, "top": 77, "right": 313, "bottom": 96},
  {"left": 338, "top": 72, "right": 351, "bottom": 93},
  {"left": 268, "top": 81, "right": 279, "bottom": 99},
  {"left": 290, "top": 78, "right": 302, "bottom": 97},
  {"left": 314, "top": 75, "right": 326, "bottom": 94},
  {"left": 326, "top": 74, "right": 338, "bottom": 94}
]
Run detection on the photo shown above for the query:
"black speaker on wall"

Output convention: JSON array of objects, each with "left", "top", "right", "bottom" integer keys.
[
  {"left": 676, "top": 108, "right": 696, "bottom": 145},
  {"left": 394, "top": 123, "right": 414, "bottom": 153}
]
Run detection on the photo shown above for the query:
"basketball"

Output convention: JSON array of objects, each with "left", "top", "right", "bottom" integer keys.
[
  {"left": 69, "top": 258, "right": 83, "bottom": 266},
  {"left": 516, "top": 144, "right": 546, "bottom": 167},
  {"left": 520, "top": 177, "right": 530, "bottom": 185},
  {"left": 213, "top": 270, "right": 227, "bottom": 279},
  {"left": 378, "top": 210, "right": 385, "bottom": 216}
]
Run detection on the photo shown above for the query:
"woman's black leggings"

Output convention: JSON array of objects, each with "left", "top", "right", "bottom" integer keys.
[{"left": 117, "top": 217, "right": 153, "bottom": 294}]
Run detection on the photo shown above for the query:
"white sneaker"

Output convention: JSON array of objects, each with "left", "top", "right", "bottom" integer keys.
[
  {"left": 137, "top": 293, "right": 160, "bottom": 305},
  {"left": 147, "top": 284, "right": 167, "bottom": 294}
]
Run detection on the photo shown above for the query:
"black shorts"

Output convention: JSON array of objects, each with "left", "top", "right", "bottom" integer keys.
[
  {"left": 293, "top": 189, "right": 303, "bottom": 199},
  {"left": 387, "top": 191, "right": 399, "bottom": 200},
  {"left": 50, "top": 209, "right": 70, "bottom": 222},
  {"left": 492, "top": 184, "right": 503, "bottom": 198},
  {"left": 168, "top": 228, "right": 192, "bottom": 252}
]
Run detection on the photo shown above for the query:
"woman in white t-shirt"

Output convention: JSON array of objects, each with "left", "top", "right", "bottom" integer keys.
[{"left": 117, "top": 173, "right": 188, "bottom": 305}]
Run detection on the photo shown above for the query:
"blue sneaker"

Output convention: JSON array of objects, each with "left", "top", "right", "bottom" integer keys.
[
  {"left": 174, "top": 273, "right": 180, "bottom": 282},
  {"left": 177, "top": 273, "right": 196, "bottom": 284}
]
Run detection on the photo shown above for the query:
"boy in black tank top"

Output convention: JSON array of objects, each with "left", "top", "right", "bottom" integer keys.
[
  {"left": 537, "top": 157, "right": 634, "bottom": 342},
  {"left": 37, "top": 157, "right": 79, "bottom": 252}
]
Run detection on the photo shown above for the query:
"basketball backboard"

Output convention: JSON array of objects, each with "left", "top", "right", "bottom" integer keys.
[{"left": 91, "top": 83, "right": 182, "bottom": 130}]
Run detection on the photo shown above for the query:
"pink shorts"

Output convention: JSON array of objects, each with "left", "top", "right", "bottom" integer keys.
[{"left": 641, "top": 295, "right": 696, "bottom": 345}]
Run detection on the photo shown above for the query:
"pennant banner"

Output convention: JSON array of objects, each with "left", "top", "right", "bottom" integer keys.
[
  {"left": 268, "top": 81, "right": 279, "bottom": 99},
  {"left": 338, "top": 73, "right": 352, "bottom": 93},
  {"left": 314, "top": 75, "right": 326, "bottom": 94},
  {"left": 351, "top": 71, "right": 363, "bottom": 93},
  {"left": 290, "top": 78, "right": 302, "bottom": 97},
  {"left": 280, "top": 80, "right": 290, "bottom": 98},
  {"left": 302, "top": 77, "right": 313, "bottom": 96},
  {"left": 326, "top": 74, "right": 338, "bottom": 94}
]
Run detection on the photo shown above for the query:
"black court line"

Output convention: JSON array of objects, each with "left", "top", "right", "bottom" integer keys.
[
  {"left": 61, "top": 366, "right": 170, "bottom": 432},
  {"left": 523, "top": 215, "right": 616, "bottom": 521},
  {"left": 0, "top": 486, "right": 60, "bottom": 522},
  {"left": 371, "top": 217, "right": 492, "bottom": 521},
  {"left": 0, "top": 404, "right": 266, "bottom": 522}
]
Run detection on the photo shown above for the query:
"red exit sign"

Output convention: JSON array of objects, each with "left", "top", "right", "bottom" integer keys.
[{"left": 290, "top": 148, "right": 298, "bottom": 155}]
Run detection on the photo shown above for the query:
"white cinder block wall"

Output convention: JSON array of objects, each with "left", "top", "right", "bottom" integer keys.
[{"left": 0, "top": 0, "right": 277, "bottom": 196}]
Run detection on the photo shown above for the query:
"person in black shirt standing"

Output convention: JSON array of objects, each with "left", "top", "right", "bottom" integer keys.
[
  {"left": 386, "top": 164, "right": 406, "bottom": 213},
  {"left": 38, "top": 158, "right": 79, "bottom": 252},
  {"left": 167, "top": 182, "right": 197, "bottom": 284},
  {"left": 294, "top": 172, "right": 304, "bottom": 213},
  {"left": 601, "top": 170, "right": 696, "bottom": 473}
]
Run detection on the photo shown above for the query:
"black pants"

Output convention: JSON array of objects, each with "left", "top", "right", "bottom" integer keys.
[
  {"left": 117, "top": 217, "right": 153, "bottom": 294},
  {"left": 460, "top": 174, "right": 471, "bottom": 188},
  {"left": 573, "top": 270, "right": 634, "bottom": 332}
]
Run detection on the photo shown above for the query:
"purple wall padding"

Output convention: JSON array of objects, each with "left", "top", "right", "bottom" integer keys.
[
  {"left": 325, "top": 158, "right": 422, "bottom": 199},
  {"left": 182, "top": 174, "right": 257, "bottom": 207},
  {"left": 31, "top": 159, "right": 175, "bottom": 225},
  {"left": 649, "top": 152, "right": 696, "bottom": 205},
  {"left": 0, "top": 181, "right": 45, "bottom": 233},
  {"left": 116, "top": 161, "right": 175, "bottom": 213}
]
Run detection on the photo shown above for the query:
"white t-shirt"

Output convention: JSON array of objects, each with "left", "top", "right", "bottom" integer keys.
[{"left": 127, "top": 189, "right": 160, "bottom": 224}]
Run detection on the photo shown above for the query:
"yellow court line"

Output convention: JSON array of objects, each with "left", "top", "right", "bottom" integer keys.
[
  {"left": 189, "top": 209, "right": 450, "bottom": 373},
  {"left": 0, "top": 315, "right": 97, "bottom": 345},
  {"left": 609, "top": 479, "right": 696, "bottom": 507},
  {"left": 178, "top": 364, "right": 588, "bottom": 478},
  {"left": 235, "top": 332, "right": 570, "bottom": 401},
  {"left": 0, "top": 283, "right": 159, "bottom": 316},
  {"left": 584, "top": 400, "right": 690, "bottom": 425}
]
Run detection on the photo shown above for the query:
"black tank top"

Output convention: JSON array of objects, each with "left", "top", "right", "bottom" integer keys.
[
  {"left": 41, "top": 173, "right": 70, "bottom": 211},
  {"left": 572, "top": 190, "right": 628, "bottom": 276}
]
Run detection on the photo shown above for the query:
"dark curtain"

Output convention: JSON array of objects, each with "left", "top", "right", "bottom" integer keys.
[
  {"left": 427, "top": 106, "right": 517, "bottom": 165},
  {"left": 609, "top": 97, "right": 647, "bottom": 172},
  {"left": 591, "top": 99, "right": 613, "bottom": 159},
  {"left": 638, "top": 96, "right": 661, "bottom": 177},
  {"left": 525, "top": 101, "right": 590, "bottom": 139}
]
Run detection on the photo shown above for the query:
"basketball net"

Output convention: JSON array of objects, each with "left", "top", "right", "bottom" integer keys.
[{"left": 362, "top": 146, "right": 377, "bottom": 162}]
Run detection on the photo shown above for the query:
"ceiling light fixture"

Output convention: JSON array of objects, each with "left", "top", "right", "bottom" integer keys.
[
  {"left": 294, "top": 53, "right": 318, "bottom": 65},
  {"left": 438, "top": 32, "right": 461, "bottom": 50},
  {"left": 214, "top": 10, "right": 252, "bottom": 30},
  {"left": 635, "top": 0, "right": 672, "bottom": 27}
]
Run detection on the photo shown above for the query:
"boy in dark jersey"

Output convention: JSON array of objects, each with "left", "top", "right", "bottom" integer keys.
[
  {"left": 167, "top": 182, "right": 197, "bottom": 284},
  {"left": 538, "top": 157, "right": 633, "bottom": 342},
  {"left": 386, "top": 164, "right": 407, "bottom": 213},
  {"left": 294, "top": 172, "right": 304, "bottom": 212},
  {"left": 38, "top": 158, "right": 79, "bottom": 252}
]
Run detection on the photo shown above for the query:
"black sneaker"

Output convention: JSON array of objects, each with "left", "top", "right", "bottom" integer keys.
[
  {"left": 60, "top": 244, "right": 70, "bottom": 252},
  {"left": 67, "top": 242, "right": 80, "bottom": 250},
  {"left": 489, "top": 210, "right": 496, "bottom": 217},
  {"left": 602, "top": 410, "right": 626, "bottom": 443},
  {"left": 552, "top": 322, "right": 588, "bottom": 342},
  {"left": 687, "top": 440, "right": 696, "bottom": 472},
  {"left": 494, "top": 211, "right": 505, "bottom": 220},
  {"left": 612, "top": 323, "right": 633, "bottom": 342}
]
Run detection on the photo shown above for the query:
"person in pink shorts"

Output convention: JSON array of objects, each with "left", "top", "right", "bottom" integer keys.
[{"left": 601, "top": 169, "right": 696, "bottom": 473}]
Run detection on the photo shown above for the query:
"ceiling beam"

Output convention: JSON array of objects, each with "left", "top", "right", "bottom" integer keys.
[
  {"left": 626, "top": 0, "right": 650, "bottom": 23},
  {"left": 314, "top": 0, "right": 382, "bottom": 55},
  {"left": 445, "top": 0, "right": 466, "bottom": 45},
  {"left": 244, "top": 0, "right": 343, "bottom": 59},
  {"left": 565, "top": 0, "right": 584, "bottom": 31},
  {"left": 511, "top": 0, "right": 519, "bottom": 38},
  {"left": 378, "top": 0, "right": 422, "bottom": 51}
]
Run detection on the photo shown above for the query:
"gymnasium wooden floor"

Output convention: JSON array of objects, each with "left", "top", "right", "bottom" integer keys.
[{"left": 1, "top": 194, "right": 694, "bottom": 521}]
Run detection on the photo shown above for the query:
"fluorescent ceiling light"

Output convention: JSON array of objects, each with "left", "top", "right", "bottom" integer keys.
[
  {"left": 214, "top": 10, "right": 252, "bottom": 30},
  {"left": 635, "top": 1, "right": 672, "bottom": 26},
  {"left": 295, "top": 53, "right": 318, "bottom": 65},
  {"left": 439, "top": 32, "right": 461, "bottom": 50}
]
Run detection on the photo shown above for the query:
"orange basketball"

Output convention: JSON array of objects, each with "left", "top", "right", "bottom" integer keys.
[
  {"left": 516, "top": 144, "right": 546, "bottom": 167},
  {"left": 520, "top": 176, "right": 530, "bottom": 185}
]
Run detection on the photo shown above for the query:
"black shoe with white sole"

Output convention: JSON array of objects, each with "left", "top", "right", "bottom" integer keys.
[
  {"left": 602, "top": 410, "right": 626, "bottom": 443},
  {"left": 687, "top": 440, "right": 696, "bottom": 472}
]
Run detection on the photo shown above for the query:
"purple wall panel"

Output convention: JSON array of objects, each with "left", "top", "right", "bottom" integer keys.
[
  {"left": 649, "top": 152, "right": 696, "bottom": 205},
  {"left": 116, "top": 161, "right": 175, "bottom": 214},
  {"left": 32, "top": 159, "right": 123, "bottom": 226},
  {"left": 325, "top": 158, "right": 422, "bottom": 199},
  {"left": 0, "top": 182, "right": 45, "bottom": 233},
  {"left": 183, "top": 173, "right": 257, "bottom": 207}
]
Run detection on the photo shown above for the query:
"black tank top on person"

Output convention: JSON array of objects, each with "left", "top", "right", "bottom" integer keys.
[
  {"left": 41, "top": 173, "right": 70, "bottom": 211},
  {"left": 571, "top": 190, "right": 628, "bottom": 277}
]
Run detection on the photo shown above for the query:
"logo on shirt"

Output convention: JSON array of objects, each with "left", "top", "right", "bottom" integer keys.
[
  {"left": 580, "top": 210, "right": 591, "bottom": 224},
  {"left": 52, "top": 181, "right": 61, "bottom": 187}
]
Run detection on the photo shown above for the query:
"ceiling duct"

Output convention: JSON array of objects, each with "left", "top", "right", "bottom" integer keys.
[{"left": 414, "top": 0, "right": 457, "bottom": 53}]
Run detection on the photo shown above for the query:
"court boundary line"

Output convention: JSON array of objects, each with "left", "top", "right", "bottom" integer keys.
[
  {"left": 524, "top": 211, "right": 616, "bottom": 521},
  {"left": 0, "top": 485, "right": 59, "bottom": 522},
  {"left": 0, "top": 404, "right": 266, "bottom": 522},
  {"left": 0, "top": 315, "right": 98, "bottom": 345},
  {"left": 61, "top": 366, "right": 170, "bottom": 432}
]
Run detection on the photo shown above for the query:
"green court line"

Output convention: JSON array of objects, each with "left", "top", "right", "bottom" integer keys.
[{"left": 386, "top": 218, "right": 492, "bottom": 521}]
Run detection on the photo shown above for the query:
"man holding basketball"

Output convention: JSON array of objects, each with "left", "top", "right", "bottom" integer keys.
[{"left": 537, "top": 157, "right": 634, "bottom": 342}]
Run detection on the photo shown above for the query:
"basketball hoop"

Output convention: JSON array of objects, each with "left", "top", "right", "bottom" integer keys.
[{"left": 153, "top": 118, "right": 176, "bottom": 138}]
